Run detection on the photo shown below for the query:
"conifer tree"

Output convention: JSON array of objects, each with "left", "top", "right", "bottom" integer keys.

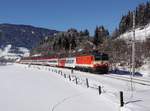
[
  {"left": 93, "top": 26, "right": 109, "bottom": 46},
  {"left": 84, "top": 29, "right": 89, "bottom": 36}
]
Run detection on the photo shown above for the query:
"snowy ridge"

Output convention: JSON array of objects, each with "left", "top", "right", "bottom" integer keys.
[
  {"left": 0, "top": 44, "right": 30, "bottom": 60},
  {"left": 119, "top": 24, "right": 150, "bottom": 41},
  {"left": 0, "top": 44, "right": 12, "bottom": 57},
  {"left": 17, "top": 47, "right": 30, "bottom": 57}
]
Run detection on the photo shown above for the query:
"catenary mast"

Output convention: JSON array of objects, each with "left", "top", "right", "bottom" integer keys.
[{"left": 131, "top": 11, "right": 136, "bottom": 91}]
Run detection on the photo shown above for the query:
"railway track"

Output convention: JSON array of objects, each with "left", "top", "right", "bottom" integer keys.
[{"left": 104, "top": 74, "right": 150, "bottom": 86}]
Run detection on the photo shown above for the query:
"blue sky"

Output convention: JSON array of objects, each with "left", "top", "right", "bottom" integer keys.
[{"left": 0, "top": 0, "right": 148, "bottom": 35}]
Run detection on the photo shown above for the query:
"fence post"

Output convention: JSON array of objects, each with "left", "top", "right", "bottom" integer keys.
[
  {"left": 98, "top": 86, "right": 101, "bottom": 95},
  {"left": 86, "top": 78, "right": 89, "bottom": 88},
  {"left": 120, "top": 91, "right": 124, "bottom": 107},
  {"left": 75, "top": 77, "right": 78, "bottom": 84},
  {"left": 64, "top": 74, "right": 66, "bottom": 78},
  {"left": 69, "top": 75, "right": 71, "bottom": 81},
  {"left": 71, "top": 69, "right": 73, "bottom": 74}
]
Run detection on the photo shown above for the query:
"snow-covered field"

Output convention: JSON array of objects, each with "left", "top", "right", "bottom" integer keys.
[
  {"left": 0, "top": 64, "right": 150, "bottom": 111},
  {"left": 0, "top": 64, "right": 119, "bottom": 111}
]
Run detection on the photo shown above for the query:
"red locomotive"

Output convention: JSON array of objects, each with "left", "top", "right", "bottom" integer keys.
[{"left": 20, "top": 51, "right": 109, "bottom": 73}]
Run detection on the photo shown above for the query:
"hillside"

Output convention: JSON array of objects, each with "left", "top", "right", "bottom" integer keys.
[
  {"left": 118, "top": 24, "right": 150, "bottom": 41},
  {"left": 31, "top": 28, "right": 94, "bottom": 56},
  {"left": 0, "top": 23, "right": 58, "bottom": 49},
  {"left": 31, "top": 27, "right": 110, "bottom": 56}
]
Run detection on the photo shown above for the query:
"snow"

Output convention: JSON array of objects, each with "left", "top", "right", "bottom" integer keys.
[
  {"left": 0, "top": 45, "right": 21, "bottom": 60},
  {"left": 18, "top": 47, "right": 30, "bottom": 57},
  {"left": 0, "top": 44, "right": 30, "bottom": 61},
  {"left": 139, "top": 60, "right": 150, "bottom": 77},
  {"left": 0, "top": 49, "right": 2, "bottom": 57},
  {"left": 119, "top": 24, "right": 150, "bottom": 41},
  {"left": 111, "top": 60, "right": 150, "bottom": 77},
  {"left": 0, "top": 44, "right": 12, "bottom": 57},
  {"left": 31, "top": 31, "right": 35, "bottom": 34},
  {"left": 110, "top": 61, "right": 150, "bottom": 77},
  {"left": 0, "top": 64, "right": 150, "bottom": 111},
  {"left": 34, "top": 65, "right": 150, "bottom": 111},
  {"left": 0, "top": 64, "right": 119, "bottom": 111}
]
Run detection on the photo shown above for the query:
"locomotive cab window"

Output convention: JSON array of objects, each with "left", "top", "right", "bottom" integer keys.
[
  {"left": 102, "top": 54, "right": 109, "bottom": 60},
  {"left": 94, "top": 55, "right": 102, "bottom": 61},
  {"left": 93, "top": 53, "right": 109, "bottom": 61}
]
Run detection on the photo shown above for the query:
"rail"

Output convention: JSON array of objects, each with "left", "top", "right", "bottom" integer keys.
[{"left": 104, "top": 74, "right": 150, "bottom": 86}]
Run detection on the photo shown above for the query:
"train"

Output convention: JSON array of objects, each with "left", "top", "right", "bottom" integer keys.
[{"left": 19, "top": 51, "right": 109, "bottom": 73}]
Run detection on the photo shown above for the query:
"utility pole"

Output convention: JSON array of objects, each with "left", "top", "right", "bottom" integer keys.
[{"left": 131, "top": 11, "right": 136, "bottom": 91}]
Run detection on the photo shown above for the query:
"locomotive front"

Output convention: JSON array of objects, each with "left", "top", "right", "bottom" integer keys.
[{"left": 92, "top": 53, "right": 109, "bottom": 73}]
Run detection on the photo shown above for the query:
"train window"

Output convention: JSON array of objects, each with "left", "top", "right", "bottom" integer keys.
[
  {"left": 102, "top": 54, "right": 109, "bottom": 60},
  {"left": 49, "top": 60, "right": 57, "bottom": 63},
  {"left": 66, "top": 59, "right": 74, "bottom": 63},
  {"left": 94, "top": 53, "right": 109, "bottom": 61},
  {"left": 94, "top": 55, "right": 101, "bottom": 60}
]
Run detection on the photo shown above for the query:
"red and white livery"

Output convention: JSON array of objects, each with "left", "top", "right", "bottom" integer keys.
[{"left": 20, "top": 52, "right": 109, "bottom": 73}]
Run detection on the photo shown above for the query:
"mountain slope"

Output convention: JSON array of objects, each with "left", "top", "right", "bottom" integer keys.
[
  {"left": 0, "top": 23, "right": 58, "bottom": 49},
  {"left": 118, "top": 24, "right": 150, "bottom": 41}
]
